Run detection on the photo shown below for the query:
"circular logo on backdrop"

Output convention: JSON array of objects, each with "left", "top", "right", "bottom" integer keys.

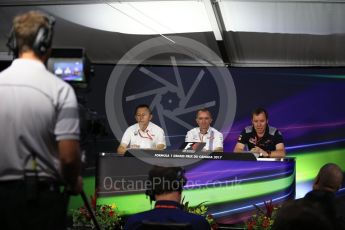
[{"left": 105, "top": 36, "right": 236, "bottom": 166}]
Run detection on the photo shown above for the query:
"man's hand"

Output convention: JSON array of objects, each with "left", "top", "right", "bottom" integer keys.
[
  {"left": 59, "top": 140, "right": 82, "bottom": 193},
  {"left": 233, "top": 142, "right": 245, "bottom": 153},
  {"left": 250, "top": 147, "right": 269, "bottom": 157},
  {"left": 117, "top": 143, "right": 128, "bottom": 155},
  {"left": 156, "top": 144, "right": 165, "bottom": 150}
]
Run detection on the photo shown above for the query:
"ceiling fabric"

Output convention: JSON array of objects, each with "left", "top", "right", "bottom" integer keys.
[{"left": 1, "top": 0, "right": 345, "bottom": 66}]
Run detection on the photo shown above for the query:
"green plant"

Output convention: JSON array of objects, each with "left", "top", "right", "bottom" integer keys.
[
  {"left": 182, "top": 197, "right": 218, "bottom": 229},
  {"left": 245, "top": 200, "right": 280, "bottom": 230},
  {"left": 71, "top": 192, "right": 122, "bottom": 230}
]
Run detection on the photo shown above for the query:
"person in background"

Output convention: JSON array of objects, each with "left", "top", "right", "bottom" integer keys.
[
  {"left": 125, "top": 166, "right": 210, "bottom": 230},
  {"left": 272, "top": 199, "right": 334, "bottom": 230},
  {"left": 0, "top": 11, "right": 82, "bottom": 229},
  {"left": 117, "top": 104, "right": 166, "bottom": 155},
  {"left": 185, "top": 108, "right": 223, "bottom": 152},
  {"left": 273, "top": 163, "right": 344, "bottom": 230},
  {"left": 234, "top": 107, "right": 285, "bottom": 158},
  {"left": 303, "top": 163, "right": 345, "bottom": 230},
  {"left": 310, "top": 163, "right": 343, "bottom": 193}
]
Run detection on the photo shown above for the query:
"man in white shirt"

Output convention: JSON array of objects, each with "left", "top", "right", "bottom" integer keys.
[
  {"left": 117, "top": 104, "right": 166, "bottom": 155},
  {"left": 185, "top": 108, "right": 223, "bottom": 152}
]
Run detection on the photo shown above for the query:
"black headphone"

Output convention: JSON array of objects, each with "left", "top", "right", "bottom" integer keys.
[
  {"left": 6, "top": 14, "right": 55, "bottom": 57},
  {"left": 145, "top": 166, "right": 187, "bottom": 202}
]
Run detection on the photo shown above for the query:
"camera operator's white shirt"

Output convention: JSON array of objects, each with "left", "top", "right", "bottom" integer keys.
[
  {"left": 120, "top": 122, "right": 166, "bottom": 149},
  {"left": 0, "top": 59, "right": 79, "bottom": 181},
  {"left": 185, "top": 127, "right": 223, "bottom": 151}
]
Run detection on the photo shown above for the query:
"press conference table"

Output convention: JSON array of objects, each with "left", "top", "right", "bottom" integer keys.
[{"left": 96, "top": 150, "right": 295, "bottom": 224}]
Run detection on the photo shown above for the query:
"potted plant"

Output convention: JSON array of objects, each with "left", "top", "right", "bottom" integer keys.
[
  {"left": 71, "top": 192, "right": 123, "bottom": 230},
  {"left": 182, "top": 197, "right": 218, "bottom": 229},
  {"left": 245, "top": 200, "right": 280, "bottom": 230}
]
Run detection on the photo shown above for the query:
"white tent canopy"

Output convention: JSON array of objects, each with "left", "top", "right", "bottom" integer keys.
[{"left": 1, "top": 0, "right": 345, "bottom": 66}]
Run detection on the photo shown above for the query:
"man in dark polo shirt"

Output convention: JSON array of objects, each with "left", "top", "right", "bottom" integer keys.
[
  {"left": 125, "top": 166, "right": 210, "bottom": 230},
  {"left": 234, "top": 108, "right": 286, "bottom": 158}
]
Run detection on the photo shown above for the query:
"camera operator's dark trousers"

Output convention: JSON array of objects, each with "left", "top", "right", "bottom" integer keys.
[{"left": 0, "top": 180, "right": 68, "bottom": 230}]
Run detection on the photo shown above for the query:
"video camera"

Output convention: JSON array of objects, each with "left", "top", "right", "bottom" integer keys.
[
  {"left": 47, "top": 48, "right": 90, "bottom": 89},
  {"left": 48, "top": 48, "right": 106, "bottom": 145}
]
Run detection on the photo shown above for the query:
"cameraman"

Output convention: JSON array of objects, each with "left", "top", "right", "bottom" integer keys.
[{"left": 0, "top": 11, "right": 82, "bottom": 229}]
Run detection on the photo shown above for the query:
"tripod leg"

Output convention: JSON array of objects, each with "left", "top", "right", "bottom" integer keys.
[{"left": 80, "top": 190, "right": 101, "bottom": 230}]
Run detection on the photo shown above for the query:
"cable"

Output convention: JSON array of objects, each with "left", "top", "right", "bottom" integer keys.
[{"left": 81, "top": 190, "right": 101, "bottom": 230}]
